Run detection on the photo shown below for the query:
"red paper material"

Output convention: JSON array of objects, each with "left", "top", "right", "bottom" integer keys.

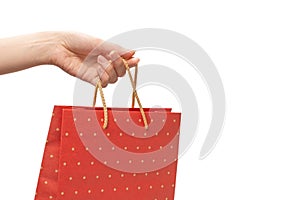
[{"left": 35, "top": 106, "right": 181, "bottom": 200}]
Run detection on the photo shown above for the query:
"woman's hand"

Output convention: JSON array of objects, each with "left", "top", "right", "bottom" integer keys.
[{"left": 51, "top": 32, "right": 139, "bottom": 87}]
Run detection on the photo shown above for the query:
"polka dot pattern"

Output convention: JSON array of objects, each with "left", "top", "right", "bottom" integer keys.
[{"left": 35, "top": 106, "right": 180, "bottom": 200}]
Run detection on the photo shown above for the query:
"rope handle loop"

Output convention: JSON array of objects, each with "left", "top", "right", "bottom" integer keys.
[{"left": 93, "top": 58, "right": 148, "bottom": 130}]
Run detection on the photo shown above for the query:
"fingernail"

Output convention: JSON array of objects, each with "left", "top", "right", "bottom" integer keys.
[{"left": 109, "top": 50, "right": 116, "bottom": 56}]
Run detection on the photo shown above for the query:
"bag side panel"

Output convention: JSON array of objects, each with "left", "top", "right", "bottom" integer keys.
[{"left": 34, "top": 106, "right": 64, "bottom": 200}]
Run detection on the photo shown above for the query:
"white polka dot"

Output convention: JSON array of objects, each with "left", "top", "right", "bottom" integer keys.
[
  {"left": 112, "top": 146, "right": 115, "bottom": 151},
  {"left": 49, "top": 195, "right": 53, "bottom": 199},
  {"left": 165, "top": 198, "right": 169, "bottom": 200},
  {"left": 113, "top": 188, "right": 117, "bottom": 192},
  {"left": 167, "top": 171, "right": 171, "bottom": 175},
  {"left": 126, "top": 118, "right": 130, "bottom": 122},
  {"left": 120, "top": 174, "right": 124, "bottom": 178},
  {"left": 163, "top": 158, "right": 167, "bottom": 162},
  {"left": 145, "top": 172, "right": 148, "bottom": 176},
  {"left": 93, "top": 132, "right": 97, "bottom": 136},
  {"left": 152, "top": 159, "right": 156, "bottom": 163},
  {"left": 116, "top": 160, "right": 120, "bottom": 164},
  {"left": 83, "top": 176, "right": 86, "bottom": 180},
  {"left": 162, "top": 119, "right": 166, "bottom": 122},
  {"left": 136, "top": 146, "right": 140, "bottom": 150},
  {"left": 173, "top": 119, "right": 176, "bottom": 122},
  {"left": 73, "top": 118, "right": 77, "bottom": 121},
  {"left": 129, "top": 160, "right": 132, "bottom": 164},
  {"left": 74, "top": 190, "right": 78, "bottom": 195},
  {"left": 107, "top": 133, "right": 110, "bottom": 137},
  {"left": 133, "top": 173, "right": 136, "bottom": 177},
  {"left": 104, "top": 161, "right": 107, "bottom": 165},
  {"left": 101, "top": 118, "right": 103, "bottom": 122},
  {"left": 172, "top": 184, "right": 175, "bottom": 187},
  {"left": 148, "top": 146, "right": 152, "bottom": 150},
  {"left": 79, "top": 132, "right": 83, "bottom": 137},
  {"left": 71, "top": 147, "right": 75, "bottom": 151},
  {"left": 69, "top": 177, "right": 73, "bottom": 181},
  {"left": 85, "top": 147, "right": 89, "bottom": 151},
  {"left": 56, "top": 128, "right": 60, "bottom": 131},
  {"left": 170, "top": 145, "right": 174, "bottom": 149},
  {"left": 65, "top": 132, "right": 69, "bottom": 136},
  {"left": 60, "top": 192, "right": 64, "bottom": 196},
  {"left": 63, "top": 162, "right": 67, "bottom": 166},
  {"left": 49, "top": 154, "right": 54, "bottom": 158},
  {"left": 137, "top": 186, "right": 141, "bottom": 190},
  {"left": 96, "top": 175, "right": 99, "bottom": 179},
  {"left": 125, "top": 187, "right": 129, "bottom": 191},
  {"left": 88, "top": 189, "right": 91, "bottom": 194},
  {"left": 156, "top": 172, "right": 160, "bottom": 176},
  {"left": 161, "top": 184, "right": 164, "bottom": 188},
  {"left": 91, "top": 161, "right": 94, "bottom": 165},
  {"left": 99, "top": 147, "right": 102, "bottom": 151},
  {"left": 144, "top": 132, "right": 147, "bottom": 136},
  {"left": 101, "top": 189, "right": 104, "bottom": 192},
  {"left": 44, "top": 180, "right": 48, "bottom": 184},
  {"left": 124, "top": 146, "right": 128, "bottom": 150},
  {"left": 166, "top": 132, "right": 170, "bottom": 136},
  {"left": 54, "top": 169, "right": 58, "bottom": 173},
  {"left": 160, "top": 146, "right": 163, "bottom": 150},
  {"left": 77, "top": 162, "right": 81, "bottom": 166},
  {"left": 138, "top": 119, "right": 142, "bottom": 122},
  {"left": 114, "top": 118, "right": 117, "bottom": 122},
  {"left": 141, "top": 160, "right": 144, "bottom": 163},
  {"left": 155, "top": 132, "right": 159, "bottom": 136},
  {"left": 108, "top": 174, "right": 112, "bottom": 178},
  {"left": 87, "top": 118, "right": 91, "bottom": 121},
  {"left": 119, "top": 132, "right": 123, "bottom": 136},
  {"left": 149, "top": 185, "right": 153, "bottom": 189},
  {"left": 131, "top": 132, "right": 135, "bottom": 136}
]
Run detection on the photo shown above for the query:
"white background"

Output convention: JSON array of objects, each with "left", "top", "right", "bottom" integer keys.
[{"left": 1, "top": 0, "right": 300, "bottom": 199}]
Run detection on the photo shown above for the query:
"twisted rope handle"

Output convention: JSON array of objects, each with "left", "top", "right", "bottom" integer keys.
[
  {"left": 93, "top": 79, "right": 108, "bottom": 129},
  {"left": 93, "top": 59, "right": 148, "bottom": 130}
]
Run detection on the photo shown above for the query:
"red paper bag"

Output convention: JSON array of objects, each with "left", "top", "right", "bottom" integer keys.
[
  {"left": 35, "top": 59, "right": 181, "bottom": 200},
  {"left": 34, "top": 104, "right": 181, "bottom": 200}
]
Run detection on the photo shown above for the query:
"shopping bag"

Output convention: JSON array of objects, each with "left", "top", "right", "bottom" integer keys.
[{"left": 34, "top": 60, "right": 181, "bottom": 200}]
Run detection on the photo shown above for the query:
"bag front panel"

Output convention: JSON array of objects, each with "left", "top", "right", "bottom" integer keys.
[{"left": 58, "top": 107, "right": 181, "bottom": 200}]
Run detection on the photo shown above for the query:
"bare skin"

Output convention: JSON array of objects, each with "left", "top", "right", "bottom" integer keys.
[{"left": 0, "top": 32, "right": 139, "bottom": 87}]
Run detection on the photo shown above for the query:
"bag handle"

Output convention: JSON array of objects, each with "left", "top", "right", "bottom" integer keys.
[{"left": 93, "top": 59, "right": 148, "bottom": 130}]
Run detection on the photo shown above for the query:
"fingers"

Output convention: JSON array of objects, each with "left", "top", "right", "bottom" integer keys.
[
  {"left": 127, "top": 57, "right": 140, "bottom": 67},
  {"left": 98, "top": 55, "right": 117, "bottom": 83},
  {"left": 97, "top": 52, "right": 140, "bottom": 87},
  {"left": 120, "top": 50, "right": 135, "bottom": 60},
  {"left": 78, "top": 55, "right": 139, "bottom": 88},
  {"left": 108, "top": 50, "right": 126, "bottom": 77},
  {"left": 94, "top": 40, "right": 136, "bottom": 60},
  {"left": 78, "top": 42, "right": 139, "bottom": 87}
]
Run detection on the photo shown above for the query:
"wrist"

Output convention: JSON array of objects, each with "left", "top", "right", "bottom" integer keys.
[{"left": 31, "top": 32, "right": 64, "bottom": 66}]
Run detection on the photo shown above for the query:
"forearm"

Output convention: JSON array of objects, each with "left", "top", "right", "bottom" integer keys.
[{"left": 0, "top": 32, "right": 60, "bottom": 74}]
